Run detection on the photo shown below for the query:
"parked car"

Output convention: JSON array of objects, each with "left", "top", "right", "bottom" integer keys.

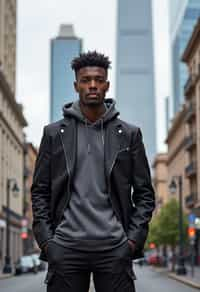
[
  {"left": 146, "top": 253, "right": 164, "bottom": 266},
  {"left": 15, "top": 255, "right": 38, "bottom": 275},
  {"left": 31, "top": 253, "right": 46, "bottom": 271}
]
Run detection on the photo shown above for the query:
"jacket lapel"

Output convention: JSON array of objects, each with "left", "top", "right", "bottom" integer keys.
[
  {"left": 104, "top": 120, "right": 124, "bottom": 179},
  {"left": 59, "top": 118, "right": 77, "bottom": 177}
]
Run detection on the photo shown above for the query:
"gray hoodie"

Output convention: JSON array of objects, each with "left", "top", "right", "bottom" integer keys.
[{"left": 52, "top": 99, "right": 127, "bottom": 251}]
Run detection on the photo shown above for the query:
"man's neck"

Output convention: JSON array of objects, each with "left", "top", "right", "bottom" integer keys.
[{"left": 79, "top": 102, "right": 106, "bottom": 123}]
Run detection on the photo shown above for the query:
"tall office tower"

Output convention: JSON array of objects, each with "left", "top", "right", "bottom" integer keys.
[
  {"left": 165, "top": 96, "right": 170, "bottom": 134},
  {"left": 50, "top": 24, "right": 82, "bottom": 122},
  {"left": 169, "top": 0, "right": 200, "bottom": 115},
  {"left": 0, "top": 0, "right": 27, "bottom": 270},
  {"left": 116, "top": 0, "right": 156, "bottom": 166}
]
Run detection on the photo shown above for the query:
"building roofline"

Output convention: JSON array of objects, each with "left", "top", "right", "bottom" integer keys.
[
  {"left": 165, "top": 104, "right": 186, "bottom": 143},
  {"left": 152, "top": 153, "right": 168, "bottom": 168},
  {"left": 26, "top": 142, "right": 38, "bottom": 155},
  {"left": 182, "top": 17, "right": 200, "bottom": 62}
]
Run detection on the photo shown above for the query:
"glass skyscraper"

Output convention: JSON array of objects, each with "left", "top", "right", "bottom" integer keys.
[
  {"left": 170, "top": 0, "right": 200, "bottom": 115},
  {"left": 116, "top": 0, "right": 156, "bottom": 165},
  {"left": 50, "top": 25, "right": 82, "bottom": 122}
]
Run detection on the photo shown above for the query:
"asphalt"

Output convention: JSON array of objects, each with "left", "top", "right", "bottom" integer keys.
[{"left": 0, "top": 264, "right": 200, "bottom": 291}]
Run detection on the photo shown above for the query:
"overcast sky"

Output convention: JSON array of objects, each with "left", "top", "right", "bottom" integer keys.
[{"left": 16, "top": 0, "right": 170, "bottom": 152}]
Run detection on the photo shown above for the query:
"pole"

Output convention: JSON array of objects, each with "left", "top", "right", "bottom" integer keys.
[
  {"left": 191, "top": 242, "right": 195, "bottom": 277},
  {"left": 176, "top": 176, "right": 187, "bottom": 275},
  {"left": 3, "top": 179, "right": 12, "bottom": 273}
]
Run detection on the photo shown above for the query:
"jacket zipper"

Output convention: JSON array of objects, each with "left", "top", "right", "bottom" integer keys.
[
  {"left": 108, "top": 147, "right": 130, "bottom": 177},
  {"left": 58, "top": 132, "right": 71, "bottom": 224},
  {"left": 108, "top": 147, "right": 130, "bottom": 221}
]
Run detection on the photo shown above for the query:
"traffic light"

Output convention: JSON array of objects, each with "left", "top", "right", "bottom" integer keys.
[
  {"left": 149, "top": 242, "right": 156, "bottom": 249},
  {"left": 188, "top": 226, "right": 196, "bottom": 238}
]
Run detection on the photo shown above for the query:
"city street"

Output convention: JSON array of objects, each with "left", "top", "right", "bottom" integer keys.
[{"left": 0, "top": 265, "right": 198, "bottom": 292}]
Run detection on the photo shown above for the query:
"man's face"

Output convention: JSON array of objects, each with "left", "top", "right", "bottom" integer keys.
[{"left": 74, "top": 66, "right": 110, "bottom": 106}]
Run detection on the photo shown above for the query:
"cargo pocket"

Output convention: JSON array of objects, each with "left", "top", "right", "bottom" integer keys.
[
  {"left": 126, "top": 264, "right": 137, "bottom": 281},
  {"left": 44, "top": 270, "right": 55, "bottom": 285}
]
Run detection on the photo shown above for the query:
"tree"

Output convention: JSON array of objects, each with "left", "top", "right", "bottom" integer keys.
[
  {"left": 158, "top": 198, "right": 188, "bottom": 270},
  {"left": 146, "top": 216, "right": 161, "bottom": 249},
  {"left": 158, "top": 198, "right": 188, "bottom": 247},
  {"left": 146, "top": 198, "right": 188, "bottom": 270}
]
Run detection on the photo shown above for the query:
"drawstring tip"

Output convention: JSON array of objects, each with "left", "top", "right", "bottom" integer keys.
[{"left": 88, "top": 144, "right": 91, "bottom": 154}]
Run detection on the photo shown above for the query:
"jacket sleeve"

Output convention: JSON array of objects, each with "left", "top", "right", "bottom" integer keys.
[
  {"left": 31, "top": 126, "right": 53, "bottom": 249},
  {"left": 127, "top": 127, "right": 155, "bottom": 250}
]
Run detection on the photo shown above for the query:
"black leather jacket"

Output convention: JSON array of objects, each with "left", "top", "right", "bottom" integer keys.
[{"left": 31, "top": 116, "right": 155, "bottom": 261}]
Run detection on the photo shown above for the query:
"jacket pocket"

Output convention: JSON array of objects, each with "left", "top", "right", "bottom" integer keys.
[{"left": 126, "top": 265, "right": 137, "bottom": 280}]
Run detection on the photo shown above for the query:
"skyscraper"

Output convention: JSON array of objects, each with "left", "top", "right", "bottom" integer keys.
[
  {"left": 50, "top": 24, "right": 82, "bottom": 122},
  {"left": 169, "top": 0, "right": 200, "bottom": 115},
  {"left": 116, "top": 0, "right": 156, "bottom": 165}
]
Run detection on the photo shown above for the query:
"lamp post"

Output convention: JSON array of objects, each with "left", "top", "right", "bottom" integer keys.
[
  {"left": 3, "top": 179, "right": 19, "bottom": 274},
  {"left": 169, "top": 176, "right": 187, "bottom": 275}
]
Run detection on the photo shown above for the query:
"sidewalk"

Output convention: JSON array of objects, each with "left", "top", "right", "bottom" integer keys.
[
  {"left": 153, "top": 265, "right": 200, "bottom": 289},
  {"left": 0, "top": 272, "right": 13, "bottom": 280}
]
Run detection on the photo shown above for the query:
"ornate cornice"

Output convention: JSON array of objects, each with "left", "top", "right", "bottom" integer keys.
[{"left": 0, "top": 70, "right": 27, "bottom": 127}]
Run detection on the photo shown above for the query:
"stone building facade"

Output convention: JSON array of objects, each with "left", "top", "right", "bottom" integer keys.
[{"left": 0, "top": 0, "right": 27, "bottom": 270}]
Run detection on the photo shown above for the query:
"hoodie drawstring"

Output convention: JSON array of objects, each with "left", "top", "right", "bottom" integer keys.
[
  {"left": 85, "top": 119, "right": 104, "bottom": 154},
  {"left": 101, "top": 119, "right": 104, "bottom": 146},
  {"left": 85, "top": 119, "right": 91, "bottom": 154}
]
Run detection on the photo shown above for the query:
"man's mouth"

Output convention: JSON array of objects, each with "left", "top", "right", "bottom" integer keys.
[{"left": 87, "top": 93, "right": 98, "bottom": 97}]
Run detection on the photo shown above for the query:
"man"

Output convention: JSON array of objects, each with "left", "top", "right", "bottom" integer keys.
[{"left": 31, "top": 51, "right": 155, "bottom": 292}]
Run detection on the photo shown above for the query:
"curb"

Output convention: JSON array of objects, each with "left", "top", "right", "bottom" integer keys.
[
  {"left": 168, "top": 273, "right": 200, "bottom": 290},
  {"left": 0, "top": 273, "right": 13, "bottom": 280}
]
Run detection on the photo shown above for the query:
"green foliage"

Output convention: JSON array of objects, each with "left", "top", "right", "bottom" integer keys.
[{"left": 147, "top": 198, "right": 188, "bottom": 249}]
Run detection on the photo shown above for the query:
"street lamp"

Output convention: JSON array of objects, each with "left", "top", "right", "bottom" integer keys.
[
  {"left": 3, "top": 179, "right": 19, "bottom": 274},
  {"left": 169, "top": 176, "right": 187, "bottom": 275}
]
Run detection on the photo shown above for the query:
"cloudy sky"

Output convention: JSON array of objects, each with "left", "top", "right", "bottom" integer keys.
[{"left": 16, "top": 0, "right": 170, "bottom": 152}]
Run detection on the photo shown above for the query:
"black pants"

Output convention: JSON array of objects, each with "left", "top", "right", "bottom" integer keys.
[{"left": 45, "top": 240, "right": 136, "bottom": 292}]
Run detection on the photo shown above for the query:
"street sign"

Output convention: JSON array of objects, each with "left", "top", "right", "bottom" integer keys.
[
  {"left": 188, "top": 213, "right": 196, "bottom": 224},
  {"left": 21, "top": 218, "right": 28, "bottom": 227},
  {"left": 195, "top": 218, "right": 200, "bottom": 230}
]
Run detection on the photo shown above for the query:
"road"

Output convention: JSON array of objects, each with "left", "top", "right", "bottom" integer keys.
[
  {"left": 134, "top": 265, "right": 197, "bottom": 292},
  {"left": 0, "top": 266, "right": 198, "bottom": 292}
]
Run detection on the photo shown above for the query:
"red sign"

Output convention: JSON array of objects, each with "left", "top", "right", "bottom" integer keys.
[{"left": 21, "top": 232, "right": 28, "bottom": 239}]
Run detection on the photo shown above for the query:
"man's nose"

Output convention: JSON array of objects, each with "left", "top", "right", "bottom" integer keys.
[{"left": 89, "top": 79, "right": 97, "bottom": 89}]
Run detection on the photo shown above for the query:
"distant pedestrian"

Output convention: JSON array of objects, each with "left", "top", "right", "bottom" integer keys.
[{"left": 31, "top": 51, "right": 155, "bottom": 292}]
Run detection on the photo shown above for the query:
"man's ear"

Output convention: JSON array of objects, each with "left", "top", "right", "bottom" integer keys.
[
  {"left": 106, "top": 81, "right": 110, "bottom": 92},
  {"left": 74, "top": 81, "right": 79, "bottom": 93}
]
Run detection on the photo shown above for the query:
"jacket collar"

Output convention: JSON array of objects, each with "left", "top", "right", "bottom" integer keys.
[{"left": 59, "top": 117, "right": 127, "bottom": 179}]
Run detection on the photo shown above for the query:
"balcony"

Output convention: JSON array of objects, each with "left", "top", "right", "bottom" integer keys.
[
  {"left": 184, "top": 103, "right": 196, "bottom": 123},
  {"left": 184, "top": 133, "right": 196, "bottom": 151},
  {"left": 184, "top": 75, "right": 197, "bottom": 97},
  {"left": 185, "top": 193, "right": 197, "bottom": 209},
  {"left": 185, "top": 161, "right": 197, "bottom": 178}
]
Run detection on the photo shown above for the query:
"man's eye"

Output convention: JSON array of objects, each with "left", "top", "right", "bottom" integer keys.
[{"left": 96, "top": 79, "right": 105, "bottom": 83}]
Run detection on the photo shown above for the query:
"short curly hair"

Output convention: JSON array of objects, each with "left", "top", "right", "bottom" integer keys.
[{"left": 71, "top": 51, "right": 111, "bottom": 75}]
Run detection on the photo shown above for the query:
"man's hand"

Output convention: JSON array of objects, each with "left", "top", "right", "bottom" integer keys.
[
  {"left": 128, "top": 239, "right": 136, "bottom": 254},
  {"left": 43, "top": 243, "right": 48, "bottom": 254}
]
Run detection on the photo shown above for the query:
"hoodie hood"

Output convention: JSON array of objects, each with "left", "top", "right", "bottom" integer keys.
[{"left": 62, "top": 98, "right": 119, "bottom": 126}]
